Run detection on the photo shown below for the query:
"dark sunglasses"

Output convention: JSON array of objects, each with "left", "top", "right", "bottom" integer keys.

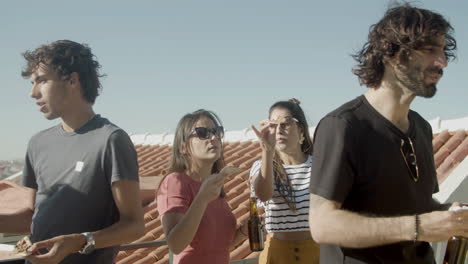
[
  {"left": 190, "top": 126, "right": 224, "bottom": 140},
  {"left": 400, "top": 137, "right": 419, "bottom": 182}
]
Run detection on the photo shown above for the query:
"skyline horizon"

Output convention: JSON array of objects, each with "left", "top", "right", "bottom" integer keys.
[{"left": 2, "top": 0, "right": 467, "bottom": 160}]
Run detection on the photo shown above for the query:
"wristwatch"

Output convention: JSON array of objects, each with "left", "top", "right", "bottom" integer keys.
[{"left": 78, "top": 232, "right": 95, "bottom": 254}]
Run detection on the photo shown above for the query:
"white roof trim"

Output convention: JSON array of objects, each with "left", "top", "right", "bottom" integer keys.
[
  {"left": 131, "top": 127, "right": 317, "bottom": 146},
  {"left": 428, "top": 116, "right": 468, "bottom": 134},
  {"left": 433, "top": 156, "right": 468, "bottom": 203},
  {"left": 130, "top": 133, "right": 174, "bottom": 146},
  {"left": 131, "top": 116, "right": 467, "bottom": 146},
  {"left": 5, "top": 171, "right": 22, "bottom": 181}
]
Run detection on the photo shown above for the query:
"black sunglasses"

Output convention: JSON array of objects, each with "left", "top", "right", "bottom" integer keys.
[
  {"left": 190, "top": 126, "right": 224, "bottom": 140},
  {"left": 400, "top": 137, "right": 419, "bottom": 182}
]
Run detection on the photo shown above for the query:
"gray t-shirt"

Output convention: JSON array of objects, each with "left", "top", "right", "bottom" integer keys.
[{"left": 22, "top": 115, "right": 139, "bottom": 264}]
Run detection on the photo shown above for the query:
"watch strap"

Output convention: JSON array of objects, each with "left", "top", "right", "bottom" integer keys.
[{"left": 78, "top": 232, "right": 95, "bottom": 254}]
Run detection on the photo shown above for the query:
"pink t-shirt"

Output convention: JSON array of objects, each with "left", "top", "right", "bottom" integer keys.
[{"left": 157, "top": 172, "right": 237, "bottom": 264}]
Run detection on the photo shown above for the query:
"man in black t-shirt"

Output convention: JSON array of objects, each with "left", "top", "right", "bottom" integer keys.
[{"left": 308, "top": 4, "right": 468, "bottom": 264}]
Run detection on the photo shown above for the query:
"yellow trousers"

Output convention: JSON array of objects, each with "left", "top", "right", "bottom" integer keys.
[{"left": 258, "top": 235, "right": 320, "bottom": 264}]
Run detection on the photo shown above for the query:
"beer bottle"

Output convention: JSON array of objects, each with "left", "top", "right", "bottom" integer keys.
[
  {"left": 247, "top": 197, "right": 264, "bottom": 251},
  {"left": 442, "top": 236, "right": 467, "bottom": 264},
  {"left": 443, "top": 205, "right": 468, "bottom": 264}
]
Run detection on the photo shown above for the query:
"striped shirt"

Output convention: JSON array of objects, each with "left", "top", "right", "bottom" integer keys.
[{"left": 249, "top": 156, "right": 312, "bottom": 233}]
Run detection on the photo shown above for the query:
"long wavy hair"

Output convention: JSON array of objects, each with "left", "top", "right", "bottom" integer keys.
[
  {"left": 269, "top": 98, "right": 313, "bottom": 211},
  {"left": 158, "top": 109, "right": 226, "bottom": 197},
  {"left": 352, "top": 3, "right": 456, "bottom": 88}
]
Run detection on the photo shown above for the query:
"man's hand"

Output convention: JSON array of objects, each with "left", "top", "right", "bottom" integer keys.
[
  {"left": 419, "top": 203, "right": 468, "bottom": 242},
  {"left": 25, "top": 234, "right": 85, "bottom": 264},
  {"left": 14, "top": 235, "right": 32, "bottom": 255}
]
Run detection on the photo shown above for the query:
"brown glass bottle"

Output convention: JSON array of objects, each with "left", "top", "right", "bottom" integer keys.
[
  {"left": 247, "top": 197, "right": 264, "bottom": 251},
  {"left": 443, "top": 236, "right": 467, "bottom": 264}
]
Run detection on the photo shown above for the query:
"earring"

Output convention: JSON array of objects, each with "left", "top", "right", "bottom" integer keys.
[{"left": 299, "top": 134, "right": 305, "bottom": 144}]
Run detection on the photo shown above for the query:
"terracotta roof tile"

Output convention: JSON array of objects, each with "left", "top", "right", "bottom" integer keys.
[
  {"left": 232, "top": 143, "right": 259, "bottom": 158},
  {"left": 230, "top": 240, "right": 257, "bottom": 261},
  {"left": 144, "top": 218, "right": 161, "bottom": 233},
  {"left": 227, "top": 155, "right": 258, "bottom": 168},
  {"left": 140, "top": 177, "right": 162, "bottom": 206},
  {"left": 223, "top": 142, "right": 241, "bottom": 155},
  {"left": 238, "top": 170, "right": 250, "bottom": 181},
  {"left": 224, "top": 175, "right": 244, "bottom": 192},
  {"left": 154, "top": 255, "right": 170, "bottom": 264},
  {"left": 143, "top": 203, "right": 159, "bottom": 221},
  {"left": 224, "top": 142, "right": 253, "bottom": 157},
  {"left": 228, "top": 189, "right": 250, "bottom": 209},
  {"left": 0, "top": 181, "right": 34, "bottom": 214},
  {"left": 239, "top": 155, "right": 262, "bottom": 169}
]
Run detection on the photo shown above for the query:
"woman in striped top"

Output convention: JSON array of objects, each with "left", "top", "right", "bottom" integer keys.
[{"left": 250, "top": 98, "right": 319, "bottom": 264}]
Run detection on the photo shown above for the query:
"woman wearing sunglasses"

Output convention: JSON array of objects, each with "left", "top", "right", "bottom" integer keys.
[
  {"left": 156, "top": 109, "right": 246, "bottom": 264},
  {"left": 250, "top": 99, "right": 318, "bottom": 264}
]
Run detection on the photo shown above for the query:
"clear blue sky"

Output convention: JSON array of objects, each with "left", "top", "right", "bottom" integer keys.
[{"left": 1, "top": 0, "right": 467, "bottom": 160}]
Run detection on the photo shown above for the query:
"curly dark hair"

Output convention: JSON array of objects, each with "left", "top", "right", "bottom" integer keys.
[
  {"left": 21, "top": 40, "right": 105, "bottom": 104},
  {"left": 352, "top": 3, "right": 456, "bottom": 88}
]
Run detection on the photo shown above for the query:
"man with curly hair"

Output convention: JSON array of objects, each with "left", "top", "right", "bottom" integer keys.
[
  {"left": 0, "top": 40, "right": 144, "bottom": 263},
  {"left": 308, "top": 4, "right": 468, "bottom": 264}
]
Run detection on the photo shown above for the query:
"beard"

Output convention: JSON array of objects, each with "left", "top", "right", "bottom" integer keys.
[{"left": 395, "top": 63, "right": 443, "bottom": 98}]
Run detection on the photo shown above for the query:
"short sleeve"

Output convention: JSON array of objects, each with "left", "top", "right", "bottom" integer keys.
[
  {"left": 423, "top": 118, "right": 439, "bottom": 194},
  {"left": 157, "top": 174, "right": 191, "bottom": 215},
  {"left": 104, "top": 130, "right": 139, "bottom": 184},
  {"left": 249, "top": 160, "right": 262, "bottom": 194},
  {"left": 309, "top": 116, "right": 355, "bottom": 203},
  {"left": 22, "top": 141, "right": 37, "bottom": 189},
  {"left": 249, "top": 160, "right": 266, "bottom": 207}
]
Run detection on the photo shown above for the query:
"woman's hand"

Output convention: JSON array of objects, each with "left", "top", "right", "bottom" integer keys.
[
  {"left": 197, "top": 173, "right": 226, "bottom": 204},
  {"left": 251, "top": 120, "right": 277, "bottom": 152},
  {"left": 197, "top": 167, "right": 240, "bottom": 204}
]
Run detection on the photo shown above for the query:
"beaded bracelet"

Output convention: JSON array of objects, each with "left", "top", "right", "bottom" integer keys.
[{"left": 413, "top": 215, "right": 420, "bottom": 242}]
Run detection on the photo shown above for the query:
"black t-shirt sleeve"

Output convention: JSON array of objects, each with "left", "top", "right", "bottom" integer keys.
[
  {"left": 22, "top": 141, "right": 38, "bottom": 190},
  {"left": 425, "top": 120, "right": 439, "bottom": 194},
  {"left": 104, "top": 129, "right": 140, "bottom": 185},
  {"left": 309, "top": 115, "right": 355, "bottom": 203}
]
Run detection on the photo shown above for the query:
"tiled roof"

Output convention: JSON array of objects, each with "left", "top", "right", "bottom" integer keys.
[{"left": 0, "top": 181, "right": 34, "bottom": 215}]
